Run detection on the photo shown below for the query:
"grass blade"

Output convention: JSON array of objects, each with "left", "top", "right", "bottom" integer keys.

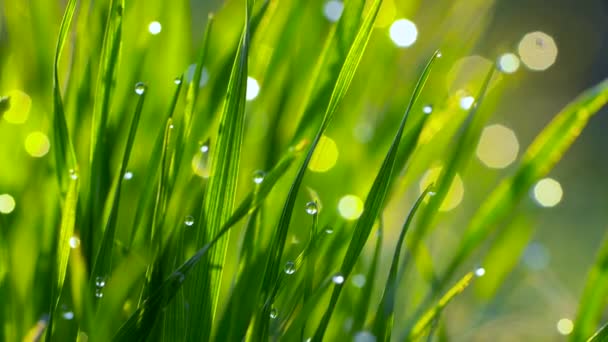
[
  {"left": 587, "top": 322, "right": 608, "bottom": 342},
  {"left": 254, "top": 0, "right": 386, "bottom": 338},
  {"left": 372, "top": 186, "right": 432, "bottom": 342},
  {"left": 186, "top": 1, "right": 253, "bottom": 337},
  {"left": 310, "top": 50, "right": 440, "bottom": 341},
  {"left": 571, "top": 235, "right": 608, "bottom": 341},
  {"left": 406, "top": 271, "right": 478, "bottom": 341},
  {"left": 85, "top": 0, "right": 125, "bottom": 266},
  {"left": 440, "top": 78, "right": 608, "bottom": 290},
  {"left": 90, "top": 85, "right": 147, "bottom": 297}
]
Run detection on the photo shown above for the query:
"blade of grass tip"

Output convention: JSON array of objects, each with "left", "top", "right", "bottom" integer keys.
[
  {"left": 46, "top": 0, "right": 80, "bottom": 339},
  {"left": 90, "top": 83, "right": 147, "bottom": 300},
  {"left": 254, "top": 0, "right": 386, "bottom": 339},
  {"left": 406, "top": 270, "right": 479, "bottom": 341},
  {"left": 571, "top": 235, "right": 608, "bottom": 341},
  {"left": 52, "top": 0, "right": 78, "bottom": 191},
  {"left": 127, "top": 77, "right": 183, "bottom": 250},
  {"left": 113, "top": 140, "right": 301, "bottom": 342},
  {"left": 587, "top": 322, "right": 608, "bottom": 342},
  {"left": 85, "top": 0, "right": 125, "bottom": 267},
  {"left": 404, "top": 66, "right": 497, "bottom": 286},
  {"left": 310, "top": 49, "right": 440, "bottom": 342},
  {"left": 187, "top": 1, "right": 253, "bottom": 339},
  {"left": 351, "top": 222, "right": 383, "bottom": 334},
  {"left": 439, "top": 78, "right": 608, "bottom": 292},
  {"left": 372, "top": 186, "right": 433, "bottom": 342}
]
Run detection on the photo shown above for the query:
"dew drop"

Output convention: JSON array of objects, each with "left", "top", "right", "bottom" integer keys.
[
  {"left": 184, "top": 216, "right": 195, "bottom": 227},
  {"left": 270, "top": 307, "right": 278, "bottom": 319},
  {"left": 69, "top": 169, "right": 79, "bottom": 180},
  {"left": 124, "top": 171, "right": 134, "bottom": 180},
  {"left": 200, "top": 144, "right": 209, "bottom": 153},
  {"left": 95, "top": 276, "right": 106, "bottom": 288},
  {"left": 325, "top": 227, "right": 334, "bottom": 234},
  {"left": 95, "top": 288, "right": 104, "bottom": 298},
  {"left": 436, "top": 51, "right": 443, "bottom": 58},
  {"left": 174, "top": 77, "right": 182, "bottom": 85},
  {"left": 354, "top": 331, "right": 377, "bottom": 342},
  {"left": 332, "top": 273, "right": 345, "bottom": 285},
  {"left": 134, "top": 82, "right": 147, "bottom": 95},
  {"left": 177, "top": 272, "right": 186, "bottom": 283},
  {"left": 422, "top": 105, "right": 433, "bottom": 114},
  {"left": 284, "top": 261, "right": 296, "bottom": 275},
  {"left": 69, "top": 236, "right": 80, "bottom": 249},
  {"left": 252, "top": 170, "right": 265, "bottom": 185},
  {"left": 474, "top": 267, "right": 486, "bottom": 277},
  {"left": 61, "top": 310, "right": 74, "bottom": 320},
  {"left": 305, "top": 201, "right": 318, "bottom": 215}
]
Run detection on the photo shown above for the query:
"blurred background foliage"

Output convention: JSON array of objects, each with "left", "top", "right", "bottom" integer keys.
[{"left": 0, "top": 0, "right": 607, "bottom": 341}]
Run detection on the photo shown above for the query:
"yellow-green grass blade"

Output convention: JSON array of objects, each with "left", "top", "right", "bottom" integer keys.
[
  {"left": 571, "top": 235, "right": 608, "bottom": 341},
  {"left": 587, "top": 322, "right": 608, "bottom": 342},
  {"left": 311, "top": 49, "right": 439, "bottom": 342},
  {"left": 85, "top": 0, "right": 125, "bottom": 266},
  {"left": 254, "top": 0, "right": 385, "bottom": 339},
  {"left": 406, "top": 271, "right": 477, "bottom": 341},
  {"left": 90, "top": 85, "right": 147, "bottom": 299},
  {"left": 186, "top": 0, "right": 253, "bottom": 338},
  {"left": 372, "top": 187, "right": 432, "bottom": 342},
  {"left": 441, "top": 78, "right": 608, "bottom": 290},
  {"left": 405, "top": 67, "right": 497, "bottom": 283},
  {"left": 51, "top": 0, "right": 78, "bottom": 192}
]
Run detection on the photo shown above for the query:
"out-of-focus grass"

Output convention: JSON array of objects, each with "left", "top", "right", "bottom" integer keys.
[{"left": 1, "top": 0, "right": 608, "bottom": 341}]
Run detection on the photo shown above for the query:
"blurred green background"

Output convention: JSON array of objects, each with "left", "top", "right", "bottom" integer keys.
[{"left": 1, "top": 0, "right": 607, "bottom": 340}]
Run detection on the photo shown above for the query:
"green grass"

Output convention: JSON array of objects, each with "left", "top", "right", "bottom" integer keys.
[{"left": 1, "top": 0, "right": 608, "bottom": 341}]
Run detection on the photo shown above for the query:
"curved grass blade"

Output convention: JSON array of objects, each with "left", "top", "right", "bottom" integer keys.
[
  {"left": 254, "top": 0, "right": 386, "bottom": 338},
  {"left": 113, "top": 142, "right": 300, "bottom": 342},
  {"left": 440, "top": 78, "right": 608, "bottom": 290},
  {"left": 90, "top": 86, "right": 147, "bottom": 297},
  {"left": 404, "top": 67, "right": 497, "bottom": 283},
  {"left": 301, "top": 206, "right": 319, "bottom": 340},
  {"left": 571, "top": 235, "right": 608, "bottom": 341},
  {"left": 85, "top": 0, "right": 125, "bottom": 266},
  {"left": 186, "top": 0, "right": 254, "bottom": 339},
  {"left": 587, "top": 322, "right": 608, "bottom": 342},
  {"left": 51, "top": 0, "right": 78, "bottom": 191},
  {"left": 310, "top": 50, "right": 440, "bottom": 342},
  {"left": 372, "top": 186, "right": 432, "bottom": 342},
  {"left": 406, "top": 271, "right": 477, "bottom": 341}
]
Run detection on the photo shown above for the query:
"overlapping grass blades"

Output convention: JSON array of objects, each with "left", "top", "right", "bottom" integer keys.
[
  {"left": 440, "top": 78, "right": 608, "bottom": 289},
  {"left": 372, "top": 186, "right": 431, "bottom": 342},
  {"left": 311, "top": 50, "right": 440, "bottom": 341},
  {"left": 113, "top": 142, "right": 301, "bottom": 341},
  {"left": 254, "top": 0, "right": 385, "bottom": 338},
  {"left": 186, "top": 0, "right": 253, "bottom": 339},
  {"left": 90, "top": 86, "right": 147, "bottom": 298},
  {"left": 47, "top": 0, "right": 79, "bottom": 338}
]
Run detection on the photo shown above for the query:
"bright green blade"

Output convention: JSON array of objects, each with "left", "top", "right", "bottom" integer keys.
[
  {"left": 311, "top": 49, "right": 440, "bottom": 342},
  {"left": 406, "top": 271, "right": 478, "bottom": 341},
  {"left": 571, "top": 235, "right": 608, "bottom": 341},
  {"left": 372, "top": 186, "right": 432, "bottom": 342},
  {"left": 85, "top": 0, "right": 126, "bottom": 267},
  {"left": 587, "top": 321, "right": 608, "bottom": 342},
  {"left": 90, "top": 84, "right": 147, "bottom": 298},
  {"left": 185, "top": 0, "right": 254, "bottom": 339},
  {"left": 254, "top": 0, "right": 386, "bottom": 338},
  {"left": 441, "top": 78, "right": 608, "bottom": 289}
]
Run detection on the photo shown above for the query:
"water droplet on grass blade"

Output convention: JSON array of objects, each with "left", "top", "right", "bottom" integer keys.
[
  {"left": 423, "top": 105, "right": 433, "bottom": 114},
  {"left": 270, "top": 307, "right": 278, "bottom": 319},
  {"left": 474, "top": 267, "right": 486, "bottom": 277},
  {"left": 252, "top": 170, "right": 265, "bottom": 184},
  {"left": 95, "top": 276, "right": 106, "bottom": 287},
  {"left": 61, "top": 309, "right": 74, "bottom": 320},
  {"left": 332, "top": 273, "right": 345, "bottom": 285},
  {"left": 305, "top": 201, "right": 318, "bottom": 215},
  {"left": 69, "top": 236, "right": 80, "bottom": 249},
  {"left": 174, "top": 77, "right": 182, "bottom": 85},
  {"left": 95, "top": 289, "right": 104, "bottom": 298},
  {"left": 284, "top": 261, "right": 296, "bottom": 275},
  {"left": 134, "top": 82, "right": 147, "bottom": 95},
  {"left": 354, "top": 331, "right": 377, "bottom": 342},
  {"left": 69, "top": 169, "right": 78, "bottom": 180},
  {"left": 124, "top": 171, "right": 133, "bottom": 180},
  {"left": 325, "top": 227, "right": 334, "bottom": 234},
  {"left": 185, "top": 216, "right": 195, "bottom": 227}
]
